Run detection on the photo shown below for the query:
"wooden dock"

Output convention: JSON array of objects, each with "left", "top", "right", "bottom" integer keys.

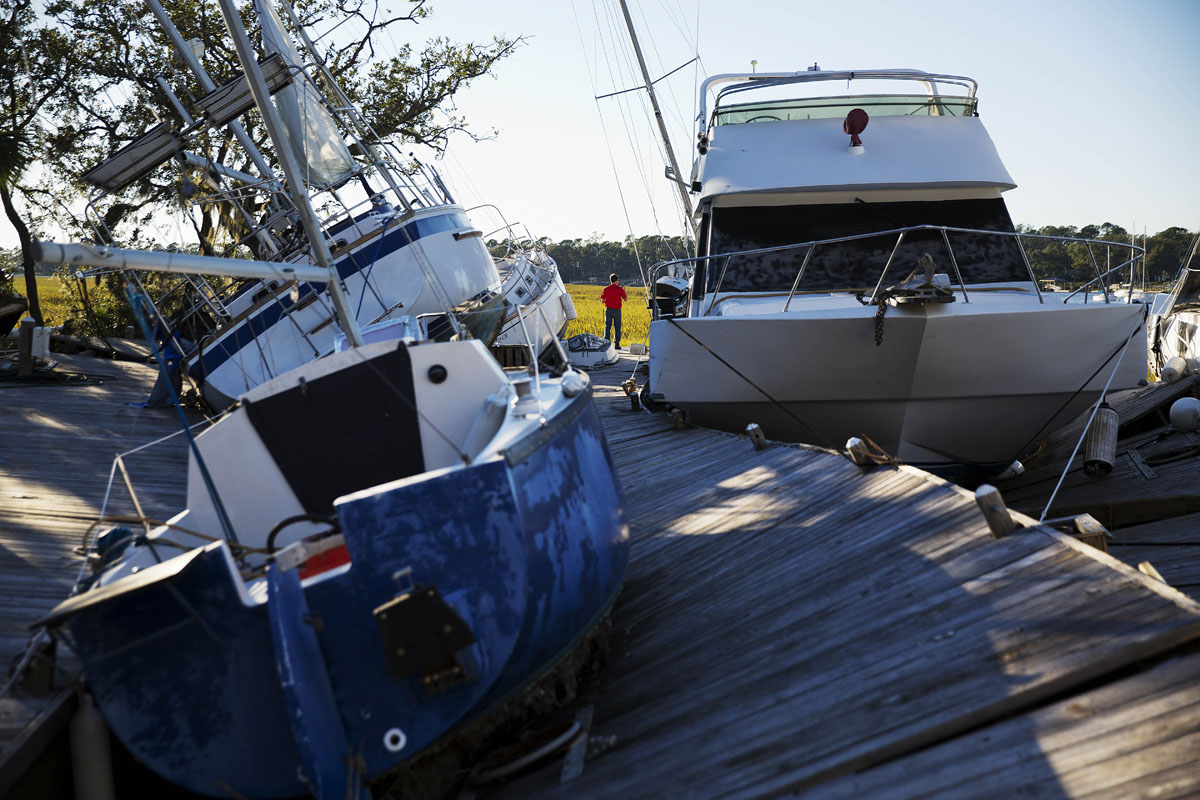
[
  {"left": 0, "top": 350, "right": 194, "bottom": 797},
  {"left": 1, "top": 352, "right": 1199, "bottom": 798},
  {"left": 998, "top": 373, "right": 1200, "bottom": 602},
  {"left": 485, "top": 358, "right": 1200, "bottom": 799}
]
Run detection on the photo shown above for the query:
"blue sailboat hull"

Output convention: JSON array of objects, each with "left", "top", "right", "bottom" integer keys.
[{"left": 52, "top": 391, "right": 628, "bottom": 798}]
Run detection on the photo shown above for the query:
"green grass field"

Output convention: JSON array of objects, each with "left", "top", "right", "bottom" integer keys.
[
  {"left": 563, "top": 283, "right": 651, "bottom": 347},
  {"left": 19, "top": 277, "right": 645, "bottom": 342},
  {"left": 10, "top": 276, "right": 71, "bottom": 326}
]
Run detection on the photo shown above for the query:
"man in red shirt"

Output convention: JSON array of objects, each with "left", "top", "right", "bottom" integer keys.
[{"left": 600, "top": 273, "right": 627, "bottom": 350}]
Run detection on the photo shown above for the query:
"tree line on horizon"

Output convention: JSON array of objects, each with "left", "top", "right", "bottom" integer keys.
[{"left": 489, "top": 224, "right": 1197, "bottom": 288}]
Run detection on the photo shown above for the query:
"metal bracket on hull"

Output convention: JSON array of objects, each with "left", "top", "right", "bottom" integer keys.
[
  {"left": 267, "top": 565, "right": 364, "bottom": 799},
  {"left": 373, "top": 583, "right": 477, "bottom": 690}
]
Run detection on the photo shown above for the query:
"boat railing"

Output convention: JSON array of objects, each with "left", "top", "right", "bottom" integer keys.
[{"left": 648, "top": 225, "right": 1145, "bottom": 319}]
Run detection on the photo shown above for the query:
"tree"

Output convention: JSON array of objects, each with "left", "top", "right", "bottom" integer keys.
[
  {"left": 0, "top": 0, "right": 78, "bottom": 324},
  {"left": 31, "top": 0, "right": 524, "bottom": 253},
  {"left": 1146, "top": 227, "right": 1195, "bottom": 283}
]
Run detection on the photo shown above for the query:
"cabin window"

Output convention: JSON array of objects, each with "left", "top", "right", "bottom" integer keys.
[{"left": 706, "top": 198, "right": 1029, "bottom": 293}]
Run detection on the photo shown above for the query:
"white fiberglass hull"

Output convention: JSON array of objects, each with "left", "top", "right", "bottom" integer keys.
[
  {"left": 186, "top": 206, "right": 503, "bottom": 407},
  {"left": 650, "top": 295, "right": 1147, "bottom": 468},
  {"left": 493, "top": 253, "right": 575, "bottom": 359}
]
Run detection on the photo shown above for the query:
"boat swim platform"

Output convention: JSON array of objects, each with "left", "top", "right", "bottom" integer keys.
[
  {"left": 0, "top": 350, "right": 1197, "bottom": 797},
  {"left": 487, "top": 356, "right": 1200, "bottom": 800}
]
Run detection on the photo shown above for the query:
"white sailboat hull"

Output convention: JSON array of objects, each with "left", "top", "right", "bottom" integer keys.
[
  {"left": 187, "top": 206, "right": 503, "bottom": 407},
  {"left": 492, "top": 252, "right": 575, "bottom": 363},
  {"left": 650, "top": 295, "right": 1147, "bottom": 467}
]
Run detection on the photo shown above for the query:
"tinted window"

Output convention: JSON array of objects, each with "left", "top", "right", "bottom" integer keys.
[{"left": 707, "top": 198, "right": 1028, "bottom": 292}]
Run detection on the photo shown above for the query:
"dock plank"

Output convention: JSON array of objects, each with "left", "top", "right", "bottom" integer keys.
[{"left": 0, "top": 353, "right": 195, "bottom": 791}]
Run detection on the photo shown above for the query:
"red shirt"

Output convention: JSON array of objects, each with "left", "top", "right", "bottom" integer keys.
[{"left": 601, "top": 284, "right": 626, "bottom": 309}]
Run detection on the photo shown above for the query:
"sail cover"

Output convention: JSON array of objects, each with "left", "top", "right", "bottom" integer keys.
[{"left": 254, "top": 0, "right": 356, "bottom": 188}]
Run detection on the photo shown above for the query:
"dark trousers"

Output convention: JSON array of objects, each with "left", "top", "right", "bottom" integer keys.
[{"left": 604, "top": 307, "right": 622, "bottom": 346}]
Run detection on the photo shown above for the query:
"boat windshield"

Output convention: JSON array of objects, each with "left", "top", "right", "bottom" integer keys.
[
  {"left": 705, "top": 198, "right": 1029, "bottom": 293},
  {"left": 715, "top": 94, "right": 977, "bottom": 125}
]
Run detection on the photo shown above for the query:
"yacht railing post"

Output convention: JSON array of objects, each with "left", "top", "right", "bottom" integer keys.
[
  {"left": 217, "top": 0, "right": 364, "bottom": 347},
  {"left": 939, "top": 228, "right": 970, "bottom": 303},
  {"left": 705, "top": 255, "right": 734, "bottom": 316},
  {"left": 782, "top": 245, "right": 816, "bottom": 312},
  {"left": 868, "top": 231, "right": 907, "bottom": 304},
  {"left": 1014, "top": 234, "right": 1043, "bottom": 303},
  {"left": 1086, "top": 243, "right": 1106, "bottom": 302}
]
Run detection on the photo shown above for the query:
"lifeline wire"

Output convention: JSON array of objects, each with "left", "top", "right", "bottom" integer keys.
[
  {"left": 666, "top": 319, "right": 838, "bottom": 450},
  {"left": 125, "top": 283, "right": 239, "bottom": 543}
]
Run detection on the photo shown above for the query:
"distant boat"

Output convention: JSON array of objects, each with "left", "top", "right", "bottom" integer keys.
[
  {"left": 644, "top": 67, "right": 1148, "bottom": 474},
  {"left": 487, "top": 231, "right": 577, "bottom": 367},
  {"left": 1150, "top": 230, "right": 1200, "bottom": 379}
]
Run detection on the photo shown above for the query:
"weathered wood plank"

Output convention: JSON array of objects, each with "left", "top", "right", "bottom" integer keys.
[
  {"left": 806, "top": 651, "right": 1200, "bottom": 800},
  {"left": 0, "top": 353, "right": 193, "bottom": 769}
]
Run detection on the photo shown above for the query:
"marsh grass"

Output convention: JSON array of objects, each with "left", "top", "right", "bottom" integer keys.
[{"left": 563, "top": 283, "right": 651, "bottom": 346}]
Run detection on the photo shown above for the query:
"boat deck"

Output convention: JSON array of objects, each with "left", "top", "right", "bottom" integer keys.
[{"left": 1, "top": 351, "right": 1198, "bottom": 798}]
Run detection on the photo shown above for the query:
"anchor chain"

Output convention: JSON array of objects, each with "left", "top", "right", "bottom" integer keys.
[{"left": 873, "top": 293, "right": 890, "bottom": 347}]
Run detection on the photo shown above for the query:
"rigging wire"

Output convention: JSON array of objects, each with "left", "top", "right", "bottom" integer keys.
[{"left": 571, "top": 0, "right": 647, "bottom": 287}]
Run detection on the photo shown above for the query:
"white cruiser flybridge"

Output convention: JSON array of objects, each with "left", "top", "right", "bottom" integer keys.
[{"left": 648, "top": 68, "right": 1148, "bottom": 474}]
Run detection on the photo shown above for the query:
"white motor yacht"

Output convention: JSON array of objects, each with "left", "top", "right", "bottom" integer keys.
[{"left": 648, "top": 68, "right": 1148, "bottom": 474}]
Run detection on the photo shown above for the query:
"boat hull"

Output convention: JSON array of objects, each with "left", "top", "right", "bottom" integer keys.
[
  {"left": 183, "top": 206, "right": 504, "bottom": 408},
  {"left": 650, "top": 297, "right": 1147, "bottom": 468},
  {"left": 49, "top": 389, "right": 628, "bottom": 798}
]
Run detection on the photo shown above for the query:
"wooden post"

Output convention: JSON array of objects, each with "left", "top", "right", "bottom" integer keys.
[
  {"left": 1072, "top": 514, "right": 1110, "bottom": 552},
  {"left": 975, "top": 484, "right": 1019, "bottom": 538},
  {"left": 17, "top": 315, "right": 35, "bottom": 378},
  {"left": 746, "top": 423, "right": 767, "bottom": 451}
]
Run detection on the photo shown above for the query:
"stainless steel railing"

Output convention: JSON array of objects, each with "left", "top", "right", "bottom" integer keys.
[{"left": 648, "top": 225, "right": 1145, "bottom": 319}]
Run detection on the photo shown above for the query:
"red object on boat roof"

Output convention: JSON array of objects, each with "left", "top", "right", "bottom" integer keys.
[{"left": 843, "top": 108, "right": 869, "bottom": 146}]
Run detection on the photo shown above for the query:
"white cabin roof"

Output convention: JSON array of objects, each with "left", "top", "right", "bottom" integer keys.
[{"left": 696, "top": 113, "right": 1015, "bottom": 206}]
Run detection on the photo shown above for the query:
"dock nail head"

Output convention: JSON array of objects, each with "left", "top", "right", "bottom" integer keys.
[
  {"left": 975, "top": 483, "right": 1019, "bottom": 538},
  {"left": 746, "top": 423, "right": 767, "bottom": 451}
]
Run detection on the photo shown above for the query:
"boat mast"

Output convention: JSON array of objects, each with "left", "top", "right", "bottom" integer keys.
[
  {"left": 616, "top": 0, "right": 698, "bottom": 238},
  {"left": 144, "top": 0, "right": 282, "bottom": 200},
  {"left": 216, "top": 0, "right": 365, "bottom": 347}
]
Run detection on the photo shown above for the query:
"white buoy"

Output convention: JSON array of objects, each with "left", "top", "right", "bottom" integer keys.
[
  {"left": 1169, "top": 397, "right": 1200, "bottom": 432},
  {"left": 1083, "top": 403, "right": 1119, "bottom": 478},
  {"left": 1161, "top": 356, "right": 1189, "bottom": 383},
  {"left": 70, "top": 693, "right": 115, "bottom": 800}
]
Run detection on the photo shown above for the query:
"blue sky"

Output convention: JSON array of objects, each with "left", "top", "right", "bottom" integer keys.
[{"left": 413, "top": 0, "right": 1200, "bottom": 243}]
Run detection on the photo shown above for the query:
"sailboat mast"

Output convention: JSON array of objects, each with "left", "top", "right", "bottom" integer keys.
[
  {"left": 617, "top": 0, "right": 697, "bottom": 238},
  {"left": 144, "top": 0, "right": 281, "bottom": 199},
  {"left": 216, "top": 0, "right": 365, "bottom": 347}
]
